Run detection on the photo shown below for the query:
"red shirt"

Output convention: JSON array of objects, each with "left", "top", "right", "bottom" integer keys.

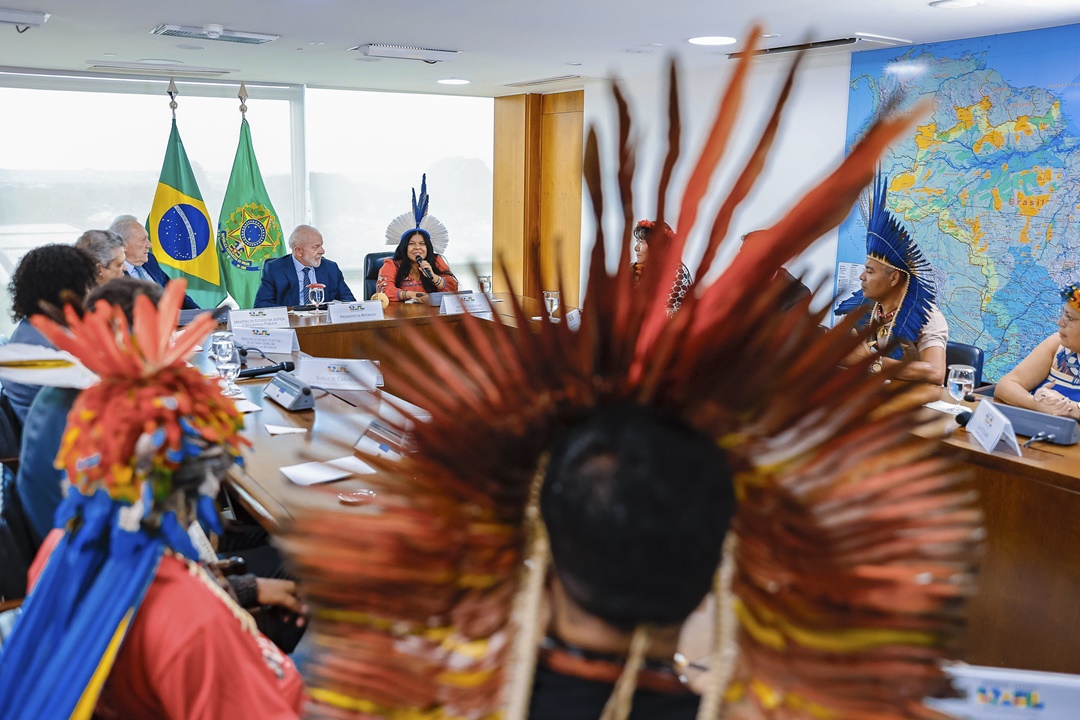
[
  {"left": 29, "top": 530, "right": 306, "bottom": 720},
  {"left": 376, "top": 256, "right": 459, "bottom": 301}
]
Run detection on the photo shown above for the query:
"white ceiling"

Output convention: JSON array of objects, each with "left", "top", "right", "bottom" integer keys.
[{"left": 0, "top": 0, "right": 1078, "bottom": 97}]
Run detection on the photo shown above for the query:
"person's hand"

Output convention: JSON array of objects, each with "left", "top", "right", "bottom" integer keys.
[
  {"left": 256, "top": 578, "right": 305, "bottom": 616},
  {"left": 417, "top": 258, "right": 433, "bottom": 277},
  {"left": 412, "top": 291, "right": 428, "bottom": 303},
  {"left": 1033, "top": 382, "right": 1073, "bottom": 416}
]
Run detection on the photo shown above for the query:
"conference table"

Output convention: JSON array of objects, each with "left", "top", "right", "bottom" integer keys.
[{"left": 221, "top": 306, "right": 1080, "bottom": 677}]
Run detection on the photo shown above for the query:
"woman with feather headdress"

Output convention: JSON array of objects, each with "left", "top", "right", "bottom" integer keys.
[{"left": 378, "top": 174, "right": 460, "bottom": 302}]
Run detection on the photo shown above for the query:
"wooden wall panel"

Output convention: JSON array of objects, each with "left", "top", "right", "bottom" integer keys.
[
  {"left": 492, "top": 94, "right": 541, "bottom": 296},
  {"left": 540, "top": 92, "right": 583, "bottom": 308}
]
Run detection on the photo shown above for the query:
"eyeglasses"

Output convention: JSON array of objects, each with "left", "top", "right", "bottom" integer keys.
[{"left": 1059, "top": 311, "right": 1079, "bottom": 324}]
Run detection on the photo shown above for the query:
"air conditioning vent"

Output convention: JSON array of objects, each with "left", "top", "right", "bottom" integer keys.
[
  {"left": 86, "top": 60, "right": 238, "bottom": 78},
  {"left": 151, "top": 24, "right": 278, "bottom": 45},
  {"left": 503, "top": 75, "right": 583, "bottom": 89},
  {"left": 350, "top": 44, "right": 459, "bottom": 63}
]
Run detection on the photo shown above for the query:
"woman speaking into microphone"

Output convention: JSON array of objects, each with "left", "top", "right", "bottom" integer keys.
[{"left": 377, "top": 175, "right": 459, "bottom": 303}]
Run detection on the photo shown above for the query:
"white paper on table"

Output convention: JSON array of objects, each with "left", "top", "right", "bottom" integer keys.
[
  {"left": 967, "top": 399, "right": 1022, "bottom": 456},
  {"left": 229, "top": 307, "right": 290, "bottom": 329},
  {"left": 281, "top": 456, "right": 376, "bottom": 486},
  {"left": 233, "top": 398, "right": 263, "bottom": 414},
  {"left": 265, "top": 424, "right": 308, "bottom": 436},
  {"left": 924, "top": 400, "right": 967, "bottom": 416}
]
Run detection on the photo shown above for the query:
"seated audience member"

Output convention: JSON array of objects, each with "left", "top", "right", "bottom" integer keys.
[
  {"left": 995, "top": 283, "right": 1080, "bottom": 417},
  {"left": 740, "top": 229, "right": 812, "bottom": 312},
  {"left": 3, "top": 244, "right": 97, "bottom": 422},
  {"left": 254, "top": 225, "right": 355, "bottom": 308},
  {"left": 0, "top": 280, "right": 305, "bottom": 719},
  {"left": 631, "top": 219, "right": 693, "bottom": 313},
  {"left": 109, "top": 214, "right": 199, "bottom": 309},
  {"left": 835, "top": 176, "right": 947, "bottom": 384},
  {"left": 74, "top": 229, "right": 127, "bottom": 285},
  {"left": 378, "top": 174, "right": 459, "bottom": 302}
]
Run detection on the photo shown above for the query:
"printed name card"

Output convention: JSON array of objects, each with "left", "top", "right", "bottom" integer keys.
[
  {"left": 564, "top": 308, "right": 582, "bottom": 331},
  {"left": 329, "top": 300, "right": 385, "bottom": 324},
  {"left": 296, "top": 357, "right": 382, "bottom": 391},
  {"left": 229, "top": 307, "right": 290, "bottom": 330},
  {"left": 967, "top": 399, "right": 1023, "bottom": 456},
  {"left": 231, "top": 327, "right": 300, "bottom": 354},
  {"left": 439, "top": 293, "right": 493, "bottom": 320}
]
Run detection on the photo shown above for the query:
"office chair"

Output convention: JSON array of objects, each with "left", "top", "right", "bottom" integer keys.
[
  {"left": 363, "top": 251, "right": 394, "bottom": 300},
  {"left": 946, "top": 341, "right": 985, "bottom": 387}
]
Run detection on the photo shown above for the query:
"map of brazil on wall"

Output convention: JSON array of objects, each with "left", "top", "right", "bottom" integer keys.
[{"left": 837, "top": 23, "right": 1080, "bottom": 381}]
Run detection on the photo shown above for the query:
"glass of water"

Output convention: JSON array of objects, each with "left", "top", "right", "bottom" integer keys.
[
  {"left": 209, "top": 331, "right": 235, "bottom": 363},
  {"left": 478, "top": 275, "right": 493, "bottom": 295},
  {"left": 215, "top": 346, "right": 244, "bottom": 397},
  {"left": 542, "top": 290, "right": 560, "bottom": 321},
  {"left": 946, "top": 364, "right": 976, "bottom": 405},
  {"left": 309, "top": 285, "right": 326, "bottom": 315}
]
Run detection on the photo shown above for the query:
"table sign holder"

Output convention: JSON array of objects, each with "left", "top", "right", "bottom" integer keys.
[{"left": 967, "top": 398, "right": 1023, "bottom": 456}]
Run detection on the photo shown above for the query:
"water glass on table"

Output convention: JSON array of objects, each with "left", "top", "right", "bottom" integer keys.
[
  {"left": 215, "top": 346, "right": 244, "bottom": 397},
  {"left": 947, "top": 364, "right": 976, "bottom": 405},
  {"left": 308, "top": 285, "right": 326, "bottom": 315},
  {"left": 542, "top": 290, "right": 560, "bottom": 321}
]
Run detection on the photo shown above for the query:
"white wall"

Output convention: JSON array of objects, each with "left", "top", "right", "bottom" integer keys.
[{"left": 581, "top": 51, "right": 853, "bottom": 308}]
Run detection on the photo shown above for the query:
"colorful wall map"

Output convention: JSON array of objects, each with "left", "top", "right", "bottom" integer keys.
[{"left": 836, "top": 23, "right": 1080, "bottom": 381}]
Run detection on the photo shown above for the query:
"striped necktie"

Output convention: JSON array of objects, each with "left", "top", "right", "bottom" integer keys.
[{"left": 301, "top": 267, "right": 311, "bottom": 305}]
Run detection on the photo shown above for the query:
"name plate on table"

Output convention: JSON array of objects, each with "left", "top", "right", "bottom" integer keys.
[
  {"left": 564, "top": 307, "right": 582, "bottom": 331},
  {"left": 296, "top": 357, "right": 382, "bottom": 391},
  {"left": 968, "top": 398, "right": 1023, "bottom": 456},
  {"left": 229, "top": 307, "right": 290, "bottom": 330},
  {"left": 328, "top": 300, "right": 385, "bottom": 324},
  {"left": 231, "top": 327, "right": 299, "bottom": 354},
  {"left": 439, "top": 293, "right": 493, "bottom": 320}
]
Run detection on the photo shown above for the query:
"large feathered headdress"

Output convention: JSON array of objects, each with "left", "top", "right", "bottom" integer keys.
[
  {"left": 836, "top": 174, "right": 937, "bottom": 354},
  {"left": 279, "top": 32, "right": 980, "bottom": 720},
  {"left": 384, "top": 173, "right": 450, "bottom": 254}
]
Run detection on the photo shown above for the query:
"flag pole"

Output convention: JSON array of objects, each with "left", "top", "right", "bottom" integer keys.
[{"left": 167, "top": 77, "right": 178, "bottom": 120}]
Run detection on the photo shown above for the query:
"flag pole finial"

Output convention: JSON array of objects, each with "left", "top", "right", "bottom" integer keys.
[
  {"left": 167, "top": 78, "right": 179, "bottom": 120},
  {"left": 238, "top": 82, "right": 248, "bottom": 119}
]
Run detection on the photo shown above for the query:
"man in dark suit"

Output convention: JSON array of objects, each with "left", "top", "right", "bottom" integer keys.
[
  {"left": 109, "top": 214, "right": 200, "bottom": 310},
  {"left": 253, "top": 225, "right": 355, "bottom": 308}
]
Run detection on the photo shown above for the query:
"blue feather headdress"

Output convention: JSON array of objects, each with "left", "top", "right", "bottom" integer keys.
[
  {"left": 385, "top": 174, "right": 450, "bottom": 254},
  {"left": 835, "top": 174, "right": 936, "bottom": 357}
]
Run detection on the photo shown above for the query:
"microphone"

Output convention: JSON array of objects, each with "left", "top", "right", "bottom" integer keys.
[
  {"left": 416, "top": 254, "right": 434, "bottom": 280},
  {"left": 956, "top": 410, "right": 973, "bottom": 427},
  {"left": 236, "top": 360, "right": 295, "bottom": 379}
]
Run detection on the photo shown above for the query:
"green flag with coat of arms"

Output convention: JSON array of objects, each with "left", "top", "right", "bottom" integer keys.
[{"left": 217, "top": 118, "right": 285, "bottom": 308}]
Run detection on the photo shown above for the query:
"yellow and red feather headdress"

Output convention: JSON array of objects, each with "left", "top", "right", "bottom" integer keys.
[{"left": 279, "top": 32, "right": 981, "bottom": 720}]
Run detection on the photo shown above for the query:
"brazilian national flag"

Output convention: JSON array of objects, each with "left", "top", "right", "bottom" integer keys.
[
  {"left": 216, "top": 118, "right": 285, "bottom": 308},
  {"left": 147, "top": 119, "right": 226, "bottom": 308}
]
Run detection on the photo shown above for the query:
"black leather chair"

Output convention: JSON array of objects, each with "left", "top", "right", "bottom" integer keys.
[
  {"left": 946, "top": 341, "right": 985, "bottom": 387},
  {"left": 363, "top": 251, "right": 394, "bottom": 300}
]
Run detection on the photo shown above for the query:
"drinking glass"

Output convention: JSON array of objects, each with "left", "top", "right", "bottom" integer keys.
[
  {"left": 215, "top": 346, "right": 244, "bottom": 397},
  {"left": 309, "top": 285, "right": 326, "bottom": 314},
  {"left": 542, "top": 290, "right": 560, "bottom": 320},
  {"left": 209, "top": 332, "right": 235, "bottom": 364},
  {"left": 946, "top": 364, "right": 976, "bottom": 405},
  {"left": 478, "top": 275, "right": 493, "bottom": 294}
]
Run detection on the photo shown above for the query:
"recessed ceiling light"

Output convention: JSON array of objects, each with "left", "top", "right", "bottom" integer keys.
[
  {"left": 137, "top": 58, "right": 184, "bottom": 65},
  {"left": 625, "top": 47, "right": 656, "bottom": 54},
  {"left": 688, "top": 36, "right": 738, "bottom": 46},
  {"left": 175, "top": 44, "right": 205, "bottom": 51},
  {"left": 437, "top": 77, "right": 470, "bottom": 85},
  {"left": 929, "top": 0, "right": 981, "bottom": 7}
]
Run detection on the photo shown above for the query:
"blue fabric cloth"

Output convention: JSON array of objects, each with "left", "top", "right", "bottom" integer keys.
[
  {"left": 253, "top": 254, "right": 356, "bottom": 308},
  {"left": 15, "top": 386, "right": 79, "bottom": 544},
  {"left": 3, "top": 320, "right": 54, "bottom": 424},
  {"left": 126, "top": 251, "right": 200, "bottom": 310}
]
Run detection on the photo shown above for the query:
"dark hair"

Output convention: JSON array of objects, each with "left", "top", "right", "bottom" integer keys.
[
  {"left": 86, "top": 276, "right": 163, "bottom": 325},
  {"left": 393, "top": 230, "right": 450, "bottom": 292},
  {"left": 632, "top": 220, "right": 675, "bottom": 247},
  {"left": 541, "top": 403, "right": 735, "bottom": 631},
  {"left": 9, "top": 244, "right": 98, "bottom": 322}
]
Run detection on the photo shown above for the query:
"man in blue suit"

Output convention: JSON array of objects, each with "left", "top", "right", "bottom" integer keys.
[
  {"left": 109, "top": 214, "right": 200, "bottom": 310},
  {"left": 253, "top": 225, "right": 355, "bottom": 308}
]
